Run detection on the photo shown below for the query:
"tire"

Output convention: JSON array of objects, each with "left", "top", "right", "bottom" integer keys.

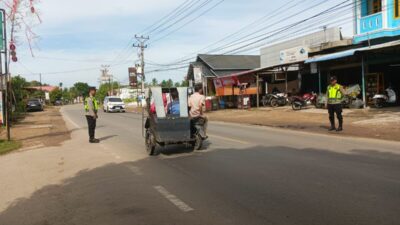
[
  {"left": 292, "top": 101, "right": 302, "bottom": 111},
  {"left": 192, "top": 133, "right": 203, "bottom": 151},
  {"left": 262, "top": 100, "right": 268, "bottom": 107},
  {"left": 145, "top": 130, "right": 157, "bottom": 156},
  {"left": 270, "top": 98, "right": 279, "bottom": 108},
  {"left": 374, "top": 99, "right": 384, "bottom": 108}
]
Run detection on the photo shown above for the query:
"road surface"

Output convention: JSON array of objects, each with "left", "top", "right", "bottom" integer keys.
[{"left": 0, "top": 104, "right": 399, "bottom": 225}]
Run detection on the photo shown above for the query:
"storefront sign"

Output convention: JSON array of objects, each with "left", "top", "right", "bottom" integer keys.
[
  {"left": 280, "top": 46, "right": 309, "bottom": 64},
  {"left": 310, "top": 62, "right": 318, "bottom": 74},
  {"left": 193, "top": 67, "right": 202, "bottom": 84}
]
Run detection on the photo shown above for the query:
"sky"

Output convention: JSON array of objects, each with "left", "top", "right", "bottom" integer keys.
[{"left": 6, "top": 0, "right": 355, "bottom": 87}]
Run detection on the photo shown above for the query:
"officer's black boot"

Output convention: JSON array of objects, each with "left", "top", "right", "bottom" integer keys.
[
  {"left": 329, "top": 118, "right": 336, "bottom": 131},
  {"left": 337, "top": 120, "right": 343, "bottom": 132}
]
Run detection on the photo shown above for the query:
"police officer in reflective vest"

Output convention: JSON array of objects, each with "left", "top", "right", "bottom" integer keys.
[
  {"left": 325, "top": 76, "right": 345, "bottom": 132},
  {"left": 85, "top": 87, "right": 100, "bottom": 143}
]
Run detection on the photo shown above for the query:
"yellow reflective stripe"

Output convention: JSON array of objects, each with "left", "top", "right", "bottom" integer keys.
[
  {"left": 328, "top": 84, "right": 342, "bottom": 100},
  {"left": 84, "top": 97, "right": 99, "bottom": 111}
]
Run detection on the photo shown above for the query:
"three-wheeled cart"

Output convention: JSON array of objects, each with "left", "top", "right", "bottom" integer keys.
[{"left": 143, "top": 87, "right": 207, "bottom": 156}]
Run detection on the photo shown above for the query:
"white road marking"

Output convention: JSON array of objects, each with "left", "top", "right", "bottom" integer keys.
[
  {"left": 154, "top": 186, "right": 194, "bottom": 212},
  {"left": 61, "top": 109, "right": 81, "bottom": 129},
  {"left": 126, "top": 165, "right": 143, "bottom": 176},
  {"left": 208, "top": 134, "right": 249, "bottom": 145}
]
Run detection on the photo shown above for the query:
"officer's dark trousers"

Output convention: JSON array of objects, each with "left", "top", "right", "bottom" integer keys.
[
  {"left": 328, "top": 104, "right": 343, "bottom": 128},
  {"left": 86, "top": 115, "right": 97, "bottom": 140}
]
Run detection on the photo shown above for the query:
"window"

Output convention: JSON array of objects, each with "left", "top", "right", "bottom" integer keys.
[
  {"left": 367, "top": 0, "right": 382, "bottom": 15},
  {"left": 395, "top": 0, "right": 400, "bottom": 18}
]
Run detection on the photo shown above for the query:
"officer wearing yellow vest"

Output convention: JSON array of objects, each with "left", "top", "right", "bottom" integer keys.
[
  {"left": 325, "top": 76, "right": 345, "bottom": 132},
  {"left": 85, "top": 87, "right": 100, "bottom": 143}
]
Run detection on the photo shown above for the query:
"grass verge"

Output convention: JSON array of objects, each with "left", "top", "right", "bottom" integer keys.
[{"left": 0, "top": 140, "right": 22, "bottom": 155}]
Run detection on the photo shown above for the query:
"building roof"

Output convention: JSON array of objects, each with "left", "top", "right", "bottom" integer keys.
[
  {"left": 305, "top": 40, "right": 400, "bottom": 64},
  {"left": 26, "top": 86, "right": 58, "bottom": 92},
  {"left": 197, "top": 54, "right": 260, "bottom": 71}
]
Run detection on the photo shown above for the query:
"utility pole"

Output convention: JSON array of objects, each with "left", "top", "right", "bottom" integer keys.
[
  {"left": 101, "top": 65, "right": 111, "bottom": 95},
  {"left": 133, "top": 35, "right": 149, "bottom": 106},
  {"left": 39, "top": 73, "right": 43, "bottom": 102}
]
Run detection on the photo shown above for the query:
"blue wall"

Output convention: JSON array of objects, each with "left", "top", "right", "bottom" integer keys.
[
  {"left": 355, "top": 0, "right": 400, "bottom": 43},
  {"left": 387, "top": 0, "right": 400, "bottom": 28}
]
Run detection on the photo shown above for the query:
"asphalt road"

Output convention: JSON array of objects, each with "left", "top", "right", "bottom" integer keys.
[{"left": 0, "top": 104, "right": 400, "bottom": 225}]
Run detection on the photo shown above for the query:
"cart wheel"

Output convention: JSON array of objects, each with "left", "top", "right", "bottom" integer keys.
[
  {"left": 374, "top": 99, "right": 384, "bottom": 108},
  {"left": 292, "top": 101, "right": 302, "bottom": 111},
  {"left": 270, "top": 99, "right": 279, "bottom": 108},
  {"left": 192, "top": 133, "right": 203, "bottom": 151},
  {"left": 145, "top": 130, "right": 157, "bottom": 156}
]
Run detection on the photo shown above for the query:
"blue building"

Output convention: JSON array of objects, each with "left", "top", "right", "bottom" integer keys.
[{"left": 354, "top": 0, "right": 400, "bottom": 43}]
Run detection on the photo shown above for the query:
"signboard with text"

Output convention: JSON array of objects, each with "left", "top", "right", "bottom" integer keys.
[
  {"left": 128, "top": 67, "right": 138, "bottom": 88},
  {"left": 280, "top": 46, "right": 309, "bottom": 64},
  {"left": 193, "top": 67, "right": 202, "bottom": 84}
]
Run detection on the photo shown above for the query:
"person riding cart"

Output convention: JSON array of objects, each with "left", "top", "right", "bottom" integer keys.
[{"left": 144, "top": 87, "right": 208, "bottom": 156}]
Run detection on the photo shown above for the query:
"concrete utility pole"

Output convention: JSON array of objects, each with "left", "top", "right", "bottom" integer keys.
[
  {"left": 101, "top": 65, "right": 113, "bottom": 95},
  {"left": 133, "top": 35, "right": 149, "bottom": 102}
]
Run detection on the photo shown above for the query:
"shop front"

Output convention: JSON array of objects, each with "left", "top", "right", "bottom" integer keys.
[{"left": 305, "top": 40, "right": 400, "bottom": 108}]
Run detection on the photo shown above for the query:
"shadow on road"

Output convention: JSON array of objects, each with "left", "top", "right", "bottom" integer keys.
[
  {"left": 0, "top": 146, "right": 399, "bottom": 225},
  {"left": 99, "top": 135, "right": 118, "bottom": 141}
]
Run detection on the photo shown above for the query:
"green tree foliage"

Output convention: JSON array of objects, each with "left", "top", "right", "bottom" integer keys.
[
  {"left": 174, "top": 82, "right": 181, "bottom": 87},
  {"left": 49, "top": 88, "right": 62, "bottom": 104},
  {"left": 73, "top": 82, "right": 90, "bottom": 97},
  {"left": 28, "top": 80, "right": 41, "bottom": 87},
  {"left": 166, "top": 79, "right": 173, "bottom": 88},
  {"left": 181, "top": 80, "right": 189, "bottom": 87},
  {"left": 160, "top": 80, "right": 167, "bottom": 88},
  {"left": 11, "top": 76, "right": 29, "bottom": 113},
  {"left": 151, "top": 78, "right": 158, "bottom": 86},
  {"left": 96, "top": 81, "right": 119, "bottom": 103}
]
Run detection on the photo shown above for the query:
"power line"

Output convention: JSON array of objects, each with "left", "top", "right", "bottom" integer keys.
[
  {"left": 146, "top": 0, "right": 355, "bottom": 73},
  {"left": 149, "top": 0, "right": 225, "bottom": 45}
]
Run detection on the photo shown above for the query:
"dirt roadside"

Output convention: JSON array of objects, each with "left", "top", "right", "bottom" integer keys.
[
  {"left": 0, "top": 107, "right": 70, "bottom": 151},
  {"left": 206, "top": 107, "right": 400, "bottom": 142}
]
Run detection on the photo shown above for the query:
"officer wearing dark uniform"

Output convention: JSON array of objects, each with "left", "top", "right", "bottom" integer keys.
[
  {"left": 85, "top": 87, "right": 100, "bottom": 143},
  {"left": 325, "top": 76, "right": 345, "bottom": 132}
]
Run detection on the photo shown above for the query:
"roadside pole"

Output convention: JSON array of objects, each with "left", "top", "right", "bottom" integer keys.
[
  {"left": 1, "top": 9, "right": 10, "bottom": 141},
  {"left": 256, "top": 74, "right": 260, "bottom": 108},
  {"left": 133, "top": 35, "right": 149, "bottom": 108},
  {"left": 361, "top": 55, "right": 367, "bottom": 108}
]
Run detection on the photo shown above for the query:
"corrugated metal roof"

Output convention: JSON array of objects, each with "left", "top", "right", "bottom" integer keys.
[
  {"left": 198, "top": 54, "right": 260, "bottom": 70},
  {"left": 305, "top": 40, "right": 400, "bottom": 64}
]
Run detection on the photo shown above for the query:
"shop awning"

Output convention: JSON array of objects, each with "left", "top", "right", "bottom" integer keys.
[
  {"left": 305, "top": 49, "right": 357, "bottom": 64},
  {"left": 305, "top": 40, "right": 400, "bottom": 64}
]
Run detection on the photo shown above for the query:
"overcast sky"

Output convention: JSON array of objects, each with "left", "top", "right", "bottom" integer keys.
[{"left": 6, "top": 0, "right": 354, "bottom": 87}]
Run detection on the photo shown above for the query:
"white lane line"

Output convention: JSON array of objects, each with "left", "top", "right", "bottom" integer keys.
[
  {"left": 154, "top": 186, "right": 194, "bottom": 212},
  {"left": 61, "top": 108, "right": 81, "bottom": 129},
  {"left": 208, "top": 134, "right": 249, "bottom": 145},
  {"left": 126, "top": 165, "right": 143, "bottom": 176}
]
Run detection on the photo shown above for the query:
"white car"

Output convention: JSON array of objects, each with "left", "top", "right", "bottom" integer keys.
[{"left": 103, "top": 96, "right": 126, "bottom": 113}]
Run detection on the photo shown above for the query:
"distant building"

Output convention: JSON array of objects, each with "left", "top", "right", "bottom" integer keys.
[
  {"left": 26, "top": 86, "right": 58, "bottom": 93},
  {"left": 354, "top": 0, "right": 400, "bottom": 43},
  {"left": 187, "top": 54, "right": 260, "bottom": 96}
]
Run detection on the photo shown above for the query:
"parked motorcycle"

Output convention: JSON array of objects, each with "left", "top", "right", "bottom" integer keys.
[
  {"left": 261, "top": 93, "right": 288, "bottom": 107},
  {"left": 291, "top": 92, "right": 318, "bottom": 110},
  {"left": 373, "top": 87, "right": 397, "bottom": 108}
]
